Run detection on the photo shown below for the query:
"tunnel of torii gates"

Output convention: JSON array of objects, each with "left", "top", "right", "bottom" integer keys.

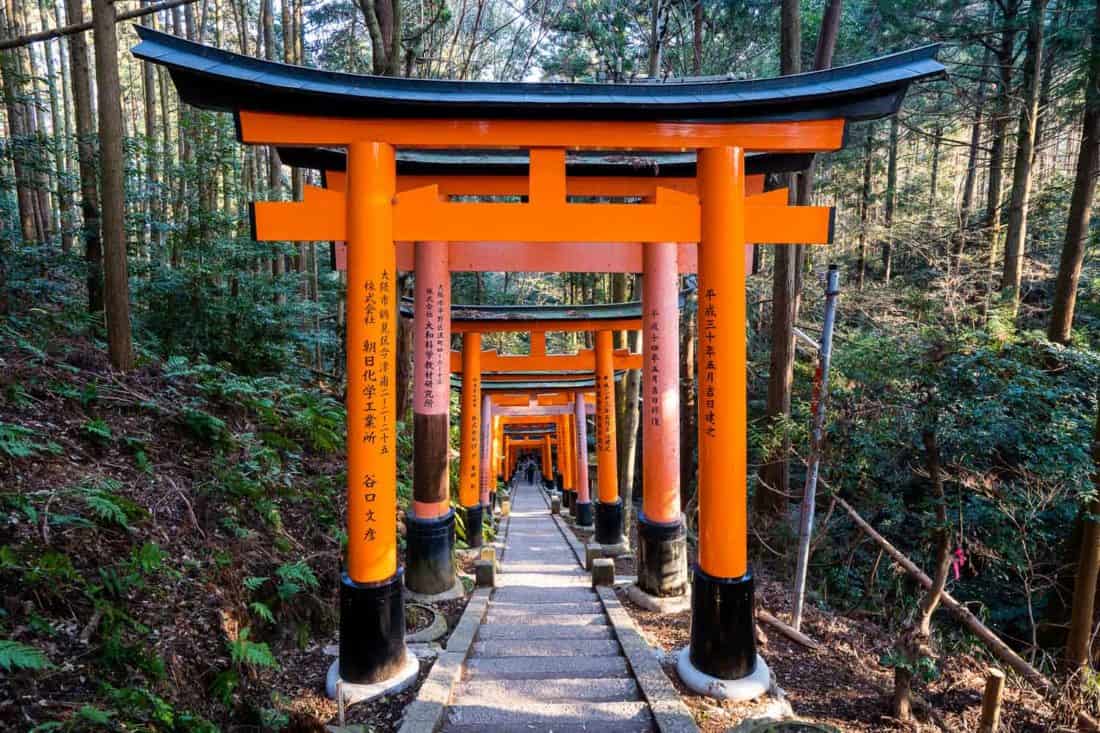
[{"left": 133, "top": 25, "right": 943, "bottom": 701}]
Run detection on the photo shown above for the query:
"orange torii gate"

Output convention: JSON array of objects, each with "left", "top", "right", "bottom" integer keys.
[{"left": 134, "top": 26, "right": 942, "bottom": 703}]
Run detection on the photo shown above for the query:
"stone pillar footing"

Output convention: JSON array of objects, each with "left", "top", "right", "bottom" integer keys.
[
  {"left": 551, "top": 495, "right": 562, "bottom": 515},
  {"left": 676, "top": 648, "right": 770, "bottom": 702},
  {"left": 464, "top": 505, "right": 484, "bottom": 549},
  {"left": 327, "top": 649, "right": 419, "bottom": 705},
  {"left": 405, "top": 510, "right": 456, "bottom": 596},
  {"left": 338, "top": 570, "right": 408, "bottom": 685},
  {"left": 688, "top": 565, "right": 758, "bottom": 679},
  {"left": 594, "top": 499, "right": 624, "bottom": 546},
  {"left": 635, "top": 513, "right": 688, "bottom": 597},
  {"left": 574, "top": 500, "right": 594, "bottom": 528},
  {"left": 626, "top": 582, "right": 690, "bottom": 613}
]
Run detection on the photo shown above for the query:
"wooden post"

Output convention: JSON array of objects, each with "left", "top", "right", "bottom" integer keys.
[
  {"left": 574, "top": 390, "right": 593, "bottom": 526},
  {"left": 407, "top": 239, "right": 456, "bottom": 594},
  {"left": 338, "top": 140, "right": 407, "bottom": 685},
  {"left": 459, "top": 333, "right": 483, "bottom": 546},
  {"left": 479, "top": 394, "right": 492, "bottom": 508},
  {"left": 688, "top": 145, "right": 760, "bottom": 681},
  {"left": 595, "top": 329, "right": 624, "bottom": 545},
  {"left": 979, "top": 668, "right": 1005, "bottom": 733},
  {"left": 637, "top": 240, "right": 687, "bottom": 596}
]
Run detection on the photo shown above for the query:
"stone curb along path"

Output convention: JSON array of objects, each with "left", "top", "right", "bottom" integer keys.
[{"left": 399, "top": 475, "right": 698, "bottom": 733}]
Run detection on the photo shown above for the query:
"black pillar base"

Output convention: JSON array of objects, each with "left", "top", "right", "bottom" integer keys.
[
  {"left": 488, "top": 491, "right": 496, "bottom": 513},
  {"left": 689, "top": 565, "right": 757, "bottom": 679},
  {"left": 405, "top": 509, "right": 456, "bottom": 595},
  {"left": 464, "top": 505, "right": 484, "bottom": 548},
  {"left": 636, "top": 512, "right": 688, "bottom": 597},
  {"left": 594, "top": 499, "right": 624, "bottom": 546},
  {"left": 339, "top": 570, "right": 407, "bottom": 684},
  {"left": 574, "top": 500, "right": 594, "bottom": 527},
  {"left": 554, "top": 473, "right": 563, "bottom": 492}
]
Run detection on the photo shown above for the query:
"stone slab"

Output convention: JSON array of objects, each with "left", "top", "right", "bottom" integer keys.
[
  {"left": 444, "top": 701, "right": 653, "bottom": 730},
  {"left": 454, "top": 677, "right": 642, "bottom": 704},
  {"left": 464, "top": 655, "right": 631, "bottom": 680},
  {"left": 476, "top": 623, "right": 615, "bottom": 640},
  {"left": 470, "top": 639, "right": 622, "bottom": 657}
]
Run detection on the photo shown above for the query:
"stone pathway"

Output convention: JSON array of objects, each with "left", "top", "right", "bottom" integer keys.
[{"left": 442, "top": 475, "right": 657, "bottom": 732}]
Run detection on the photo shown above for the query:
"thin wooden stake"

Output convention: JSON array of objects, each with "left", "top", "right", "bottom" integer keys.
[{"left": 979, "top": 668, "right": 1005, "bottom": 733}]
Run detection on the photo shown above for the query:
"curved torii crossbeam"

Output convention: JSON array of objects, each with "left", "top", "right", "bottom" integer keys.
[{"left": 132, "top": 24, "right": 943, "bottom": 702}]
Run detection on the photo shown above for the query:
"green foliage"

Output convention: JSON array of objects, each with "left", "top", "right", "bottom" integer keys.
[
  {"left": 0, "top": 421, "right": 61, "bottom": 459},
  {"left": 179, "top": 408, "right": 230, "bottom": 447},
  {"left": 81, "top": 418, "right": 112, "bottom": 443},
  {"left": 228, "top": 628, "right": 278, "bottom": 669},
  {"left": 0, "top": 639, "right": 53, "bottom": 672},
  {"left": 274, "top": 560, "right": 319, "bottom": 601}
]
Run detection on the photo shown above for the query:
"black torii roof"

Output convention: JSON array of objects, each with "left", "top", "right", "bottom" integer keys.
[
  {"left": 399, "top": 294, "right": 687, "bottom": 323},
  {"left": 277, "top": 147, "right": 814, "bottom": 178},
  {"left": 131, "top": 26, "right": 942, "bottom": 124},
  {"left": 454, "top": 374, "right": 624, "bottom": 392}
]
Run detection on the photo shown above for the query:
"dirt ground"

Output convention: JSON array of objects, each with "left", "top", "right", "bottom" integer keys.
[{"left": 558, "top": 502, "right": 1057, "bottom": 732}]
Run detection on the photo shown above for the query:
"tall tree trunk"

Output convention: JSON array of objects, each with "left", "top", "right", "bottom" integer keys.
[
  {"left": 1048, "top": 0, "right": 1100, "bottom": 344},
  {"left": 1000, "top": 0, "right": 1048, "bottom": 309},
  {"left": 882, "top": 115, "right": 899, "bottom": 283},
  {"left": 758, "top": 0, "right": 842, "bottom": 517},
  {"left": 894, "top": 428, "right": 953, "bottom": 720},
  {"left": 953, "top": 48, "right": 991, "bottom": 268},
  {"left": 0, "top": 0, "right": 38, "bottom": 243},
  {"left": 142, "top": 1, "right": 162, "bottom": 258},
  {"left": 647, "top": 0, "right": 663, "bottom": 77},
  {"left": 691, "top": 0, "right": 702, "bottom": 75},
  {"left": 1065, "top": 392, "right": 1100, "bottom": 672},
  {"left": 757, "top": 0, "right": 802, "bottom": 517},
  {"left": 93, "top": 0, "right": 134, "bottom": 370},
  {"left": 856, "top": 129, "right": 873, "bottom": 289},
  {"left": 985, "top": 0, "right": 1020, "bottom": 290},
  {"left": 64, "top": 0, "right": 103, "bottom": 313},
  {"left": 36, "top": 0, "right": 71, "bottom": 252}
]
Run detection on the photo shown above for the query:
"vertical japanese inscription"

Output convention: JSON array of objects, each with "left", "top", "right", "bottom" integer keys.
[
  {"left": 702, "top": 288, "right": 718, "bottom": 438},
  {"left": 647, "top": 308, "right": 661, "bottom": 428}
]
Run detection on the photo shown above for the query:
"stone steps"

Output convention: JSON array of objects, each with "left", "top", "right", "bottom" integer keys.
[
  {"left": 470, "top": 639, "right": 622, "bottom": 657},
  {"left": 442, "top": 701, "right": 654, "bottom": 732},
  {"left": 476, "top": 623, "right": 615, "bottom": 640},
  {"left": 453, "top": 677, "right": 642, "bottom": 703},
  {"left": 440, "top": 476, "right": 658, "bottom": 732}
]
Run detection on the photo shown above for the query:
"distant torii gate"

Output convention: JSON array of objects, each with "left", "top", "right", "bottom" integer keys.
[{"left": 135, "top": 25, "right": 942, "bottom": 704}]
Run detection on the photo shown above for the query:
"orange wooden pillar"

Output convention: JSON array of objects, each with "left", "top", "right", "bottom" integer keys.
[
  {"left": 573, "top": 390, "right": 593, "bottom": 527},
  {"left": 407, "top": 239, "right": 456, "bottom": 596},
  {"left": 554, "top": 414, "right": 567, "bottom": 495},
  {"left": 687, "top": 145, "right": 762, "bottom": 683},
  {"left": 459, "top": 333, "right": 484, "bottom": 547},
  {"left": 561, "top": 412, "right": 576, "bottom": 513},
  {"left": 338, "top": 141, "right": 411, "bottom": 686},
  {"left": 637, "top": 240, "right": 687, "bottom": 597},
  {"left": 479, "top": 394, "right": 493, "bottom": 510},
  {"left": 542, "top": 433, "right": 552, "bottom": 479},
  {"left": 594, "top": 329, "right": 623, "bottom": 546}
]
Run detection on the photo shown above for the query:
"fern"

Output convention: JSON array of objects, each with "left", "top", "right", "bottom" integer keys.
[
  {"left": 243, "top": 576, "right": 268, "bottom": 592},
  {"left": 228, "top": 628, "right": 277, "bottom": 669},
  {"left": 84, "top": 492, "right": 128, "bottom": 527},
  {"left": 0, "top": 640, "right": 53, "bottom": 671},
  {"left": 0, "top": 422, "right": 59, "bottom": 459},
  {"left": 249, "top": 601, "right": 275, "bottom": 623},
  {"left": 275, "top": 560, "right": 318, "bottom": 590},
  {"left": 82, "top": 418, "right": 113, "bottom": 442}
]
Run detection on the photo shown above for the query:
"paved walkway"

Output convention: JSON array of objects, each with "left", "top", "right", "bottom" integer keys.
[{"left": 442, "top": 474, "right": 657, "bottom": 732}]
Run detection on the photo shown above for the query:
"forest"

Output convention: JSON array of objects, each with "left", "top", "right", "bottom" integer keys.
[{"left": 1, "top": 0, "right": 1099, "bottom": 730}]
